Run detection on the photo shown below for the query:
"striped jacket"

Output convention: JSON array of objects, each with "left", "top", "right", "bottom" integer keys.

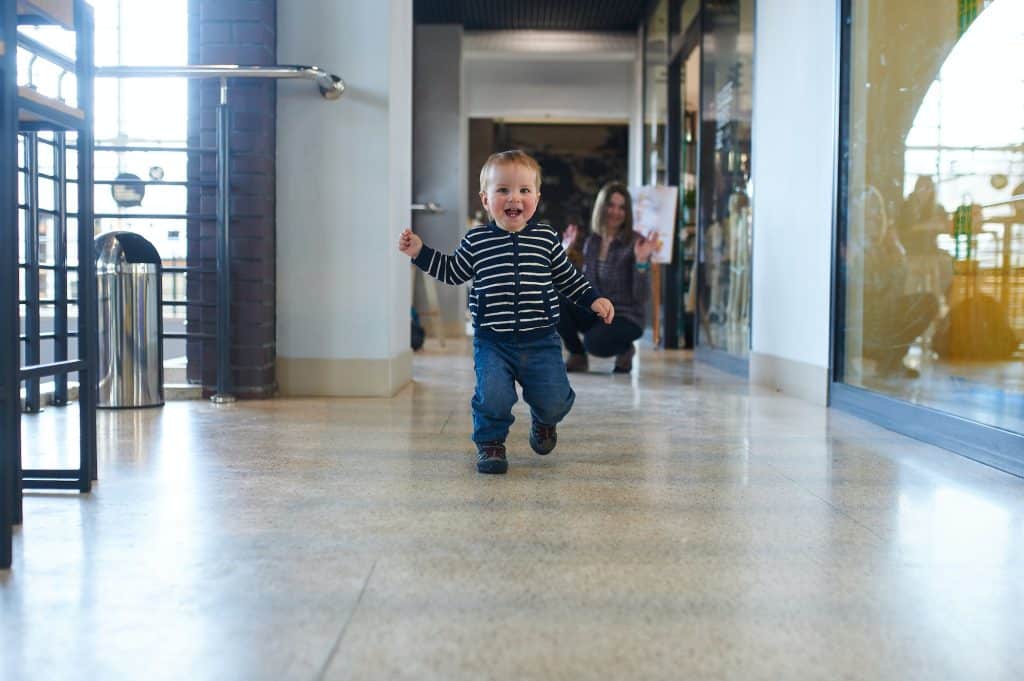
[{"left": 413, "top": 220, "right": 599, "bottom": 341}]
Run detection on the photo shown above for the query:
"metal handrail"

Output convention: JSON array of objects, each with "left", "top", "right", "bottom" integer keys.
[
  {"left": 17, "top": 33, "right": 77, "bottom": 72},
  {"left": 982, "top": 195, "right": 1024, "bottom": 210},
  {"left": 95, "top": 64, "right": 346, "bottom": 100},
  {"left": 93, "top": 63, "right": 345, "bottom": 403}
]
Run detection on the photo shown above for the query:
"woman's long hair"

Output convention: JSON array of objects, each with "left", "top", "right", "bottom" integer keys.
[{"left": 590, "top": 182, "right": 634, "bottom": 242}]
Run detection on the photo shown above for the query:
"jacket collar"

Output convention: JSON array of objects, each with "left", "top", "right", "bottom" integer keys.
[{"left": 485, "top": 218, "right": 540, "bottom": 235}]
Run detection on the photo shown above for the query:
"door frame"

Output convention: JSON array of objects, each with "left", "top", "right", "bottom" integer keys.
[{"left": 662, "top": 5, "right": 702, "bottom": 349}]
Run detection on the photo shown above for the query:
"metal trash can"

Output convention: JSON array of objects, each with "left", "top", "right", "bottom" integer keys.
[{"left": 95, "top": 232, "right": 164, "bottom": 408}]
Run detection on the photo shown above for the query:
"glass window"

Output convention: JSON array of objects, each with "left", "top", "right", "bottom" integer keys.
[
  {"left": 90, "top": 1, "right": 189, "bottom": 341},
  {"left": 840, "top": 0, "right": 1024, "bottom": 433},
  {"left": 697, "top": 0, "right": 754, "bottom": 356}
]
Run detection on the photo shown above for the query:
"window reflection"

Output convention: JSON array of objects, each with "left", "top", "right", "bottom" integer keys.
[
  {"left": 842, "top": 0, "right": 1024, "bottom": 433},
  {"left": 697, "top": 0, "right": 754, "bottom": 356}
]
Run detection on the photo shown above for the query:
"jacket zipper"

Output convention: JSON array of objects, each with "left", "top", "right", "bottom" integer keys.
[{"left": 512, "top": 232, "right": 520, "bottom": 335}]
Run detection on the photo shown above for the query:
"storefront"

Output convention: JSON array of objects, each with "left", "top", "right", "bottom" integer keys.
[
  {"left": 640, "top": 0, "right": 1023, "bottom": 473},
  {"left": 641, "top": 0, "right": 754, "bottom": 373}
]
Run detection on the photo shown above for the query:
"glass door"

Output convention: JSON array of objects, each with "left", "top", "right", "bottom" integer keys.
[
  {"left": 661, "top": 0, "right": 700, "bottom": 349},
  {"left": 695, "top": 0, "right": 754, "bottom": 358}
]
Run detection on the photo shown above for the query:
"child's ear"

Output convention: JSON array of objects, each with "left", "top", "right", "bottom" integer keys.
[{"left": 479, "top": 191, "right": 489, "bottom": 210}]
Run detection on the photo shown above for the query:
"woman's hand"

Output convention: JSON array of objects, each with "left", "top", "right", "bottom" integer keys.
[
  {"left": 562, "top": 223, "right": 579, "bottom": 252},
  {"left": 591, "top": 297, "right": 615, "bottom": 325},
  {"left": 634, "top": 230, "right": 658, "bottom": 263},
  {"left": 398, "top": 229, "right": 423, "bottom": 258}
]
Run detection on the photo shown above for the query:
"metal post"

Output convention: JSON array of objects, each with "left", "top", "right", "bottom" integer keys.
[
  {"left": 77, "top": 1, "right": 96, "bottom": 488},
  {"left": 1, "top": 0, "right": 19, "bottom": 568},
  {"left": 694, "top": 8, "right": 709, "bottom": 352},
  {"left": 23, "top": 133, "right": 42, "bottom": 412},
  {"left": 53, "top": 132, "right": 69, "bottom": 405},
  {"left": 211, "top": 78, "right": 235, "bottom": 404},
  {"left": 663, "top": 7, "right": 683, "bottom": 350}
]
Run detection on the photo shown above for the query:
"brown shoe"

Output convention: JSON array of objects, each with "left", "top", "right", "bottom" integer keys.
[
  {"left": 565, "top": 353, "right": 589, "bottom": 373},
  {"left": 613, "top": 345, "right": 635, "bottom": 373},
  {"left": 529, "top": 421, "right": 557, "bottom": 455},
  {"left": 476, "top": 442, "right": 508, "bottom": 474}
]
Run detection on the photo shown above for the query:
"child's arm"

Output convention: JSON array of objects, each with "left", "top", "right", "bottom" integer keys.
[
  {"left": 399, "top": 228, "right": 475, "bottom": 286},
  {"left": 550, "top": 239, "right": 615, "bottom": 324}
]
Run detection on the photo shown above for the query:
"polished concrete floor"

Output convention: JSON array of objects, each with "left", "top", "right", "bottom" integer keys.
[{"left": 4, "top": 340, "right": 1024, "bottom": 680}]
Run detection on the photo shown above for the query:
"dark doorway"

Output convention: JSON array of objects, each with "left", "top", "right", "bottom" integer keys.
[{"left": 468, "top": 120, "right": 629, "bottom": 233}]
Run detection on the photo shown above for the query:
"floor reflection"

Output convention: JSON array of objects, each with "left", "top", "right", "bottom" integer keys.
[{"left": 6, "top": 339, "right": 1023, "bottom": 680}]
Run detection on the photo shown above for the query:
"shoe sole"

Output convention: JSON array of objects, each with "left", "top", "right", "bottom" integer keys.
[{"left": 477, "top": 460, "right": 508, "bottom": 474}]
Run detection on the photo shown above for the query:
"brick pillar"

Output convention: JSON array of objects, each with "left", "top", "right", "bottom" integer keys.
[{"left": 187, "top": 0, "right": 277, "bottom": 397}]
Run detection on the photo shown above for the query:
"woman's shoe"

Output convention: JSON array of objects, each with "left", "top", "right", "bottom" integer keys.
[
  {"left": 613, "top": 345, "right": 635, "bottom": 373},
  {"left": 565, "top": 353, "right": 589, "bottom": 373}
]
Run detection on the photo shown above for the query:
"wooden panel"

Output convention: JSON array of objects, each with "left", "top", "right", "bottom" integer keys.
[
  {"left": 16, "top": 0, "right": 75, "bottom": 30},
  {"left": 17, "top": 86, "right": 84, "bottom": 122}
]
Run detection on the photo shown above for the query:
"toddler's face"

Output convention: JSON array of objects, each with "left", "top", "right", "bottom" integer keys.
[{"left": 480, "top": 162, "right": 540, "bottom": 232}]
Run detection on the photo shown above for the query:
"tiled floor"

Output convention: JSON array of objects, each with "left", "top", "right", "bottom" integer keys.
[{"left": 4, "top": 339, "right": 1023, "bottom": 680}]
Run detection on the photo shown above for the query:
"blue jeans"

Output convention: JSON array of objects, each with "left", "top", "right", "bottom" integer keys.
[{"left": 471, "top": 331, "right": 576, "bottom": 444}]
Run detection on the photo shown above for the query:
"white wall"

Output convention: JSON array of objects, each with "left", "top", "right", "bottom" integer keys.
[
  {"left": 465, "top": 60, "right": 634, "bottom": 121},
  {"left": 749, "top": 0, "right": 838, "bottom": 404},
  {"left": 463, "top": 31, "right": 636, "bottom": 123},
  {"left": 276, "top": 0, "right": 412, "bottom": 396}
]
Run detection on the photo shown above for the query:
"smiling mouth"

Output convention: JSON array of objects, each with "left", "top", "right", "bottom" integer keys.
[{"left": 504, "top": 208, "right": 523, "bottom": 218}]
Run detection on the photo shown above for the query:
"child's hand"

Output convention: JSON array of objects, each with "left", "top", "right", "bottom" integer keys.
[
  {"left": 591, "top": 297, "right": 615, "bottom": 324},
  {"left": 398, "top": 229, "right": 423, "bottom": 258}
]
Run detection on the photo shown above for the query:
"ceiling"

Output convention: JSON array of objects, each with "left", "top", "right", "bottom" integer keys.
[{"left": 415, "top": 1, "right": 650, "bottom": 31}]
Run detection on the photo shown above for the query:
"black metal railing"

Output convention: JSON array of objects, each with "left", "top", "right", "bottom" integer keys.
[
  {"left": 4, "top": 22, "right": 346, "bottom": 569},
  {"left": 6, "top": 0, "right": 98, "bottom": 534}
]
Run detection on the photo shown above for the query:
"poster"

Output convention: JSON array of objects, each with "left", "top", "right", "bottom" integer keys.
[{"left": 630, "top": 185, "right": 678, "bottom": 264}]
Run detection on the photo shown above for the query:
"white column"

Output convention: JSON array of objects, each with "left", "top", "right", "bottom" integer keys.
[
  {"left": 749, "top": 0, "right": 839, "bottom": 404},
  {"left": 276, "top": 0, "right": 413, "bottom": 396},
  {"left": 629, "top": 24, "right": 645, "bottom": 189},
  {"left": 413, "top": 25, "right": 467, "bottom": 337}
]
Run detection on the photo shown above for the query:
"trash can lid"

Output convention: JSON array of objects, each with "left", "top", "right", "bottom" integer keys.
[{"left": 95, "top": 231, "right": 162, "bottom": 269}]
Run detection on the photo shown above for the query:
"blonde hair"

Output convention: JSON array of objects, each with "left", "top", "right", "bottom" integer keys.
[
  {"left": 479, "top": 150, "right": 542, "bottom": 193},
  {"left": 590, "top": 182, "right": 634, "bottom": 241}
]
